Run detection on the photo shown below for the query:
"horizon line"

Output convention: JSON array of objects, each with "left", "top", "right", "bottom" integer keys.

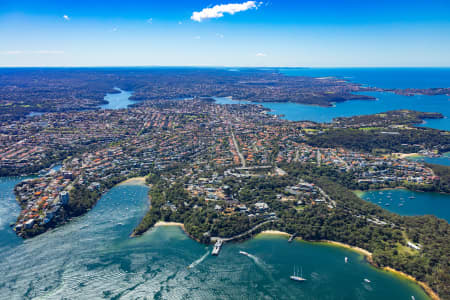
[{"left": 1, "top": 65, "right": 450, "bottom": 69}]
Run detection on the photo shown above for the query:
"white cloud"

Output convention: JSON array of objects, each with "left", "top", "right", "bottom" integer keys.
[
  {"left": 0, "top": 50, "right": 64, "bottom": 55},
  {"left": 63, "top": 15, "right": 70, "bottom": 21},
  {"left": 194, "top": 36, "right": 201, "bottom": 40},
  {"left": 216, "top": 33, "right": 224, "bottom": 38},
  {"left": 191, "top": 1, "right": 261, "bottom": 22},
  {"left": 111, "top": 27, "right": 118, "bottom": 32},
  {"left": 256, "top": 52, "right": 267, "bottom": 57},
  {"left": 35, "top": 50, "right": 64, "bottom": 54},
  {"left": 147, "top": 18, "right": 153, "bottom": 24},
  {"left": 178, "top": 21, "right": 183, "bottom": 25},
  {"left": 0, "top": 50, "right": 23, "bottom": 55}
]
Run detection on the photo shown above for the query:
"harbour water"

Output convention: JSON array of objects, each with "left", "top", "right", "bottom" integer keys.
[
  {"left": 0, "top": 178, "right": 429, "bottom": 299},
  {"left": 0, "top": 176, "right": 29, "bottom": 249},
  {"left": 101, "top": 87, "right": 134, "bottom": 110},
  {"left": 360, "top": 189, "right": 450, "bottom": 222},
  {"left": 407, "top": 152, "right": 450, "bottom": 167},
  {"left": 215, "top": 92, "right": 450, "bottom": 130},
  {"left": 1, "top": 68, "right": 448, "bottom": 299},
  {"left": 215, "top": 68, "right": 450, "bottom": 130}
]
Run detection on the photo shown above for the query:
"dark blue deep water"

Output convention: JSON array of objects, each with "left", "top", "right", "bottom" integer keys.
[{"left": 279, "top": 68, "right": 450, "bottom": 89}]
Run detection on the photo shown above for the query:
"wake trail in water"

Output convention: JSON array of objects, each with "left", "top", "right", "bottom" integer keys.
[
  {"left": 241, "top": 251, "right": 270, "bottom": 272},
  {"left": 240, "top": 251, "right": 278, "bottom": 284},
  {"left": 188, "top": 249, "right": 209, "bottom": 269},
  {"left": 245, "top": 253, "right": 264, "bottom": 268}
]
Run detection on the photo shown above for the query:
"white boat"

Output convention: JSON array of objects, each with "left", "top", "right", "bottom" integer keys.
[
  {"left": 364, "top": 278, "right": 371, "bottom": 283},
  {"left": 345, "top": 257, "right": 348, "bottom": 263},
  {"left": 290, "top": 266, "right": 306, "bottom": 282},
  {"left": 239, "top": 250, "right": 250, "bottom": 256}
]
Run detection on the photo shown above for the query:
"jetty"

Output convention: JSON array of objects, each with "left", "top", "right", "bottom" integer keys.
[
  {"left": 210, "top": 219, "right": 277, "bottom": 256},
  {"left": 288, "top": 233, "right": 297, "bottom": 243},
  {"left": 212, "top": 239, "right": 223, "bottom": 256}
]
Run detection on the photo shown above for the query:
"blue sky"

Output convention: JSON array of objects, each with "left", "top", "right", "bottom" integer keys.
[{"left": 1, "top": 0, "right": 449, "bottom": 67}]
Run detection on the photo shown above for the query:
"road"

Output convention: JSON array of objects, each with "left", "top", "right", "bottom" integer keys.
[
  {"left": 231, "top": 130, "right": 246, "bottom": 168},
  {"left": 211, "top": 219, "right": 277, "bottom": 242}
]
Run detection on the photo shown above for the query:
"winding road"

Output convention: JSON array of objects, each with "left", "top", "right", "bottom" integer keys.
[{"left": 211, "top": 219, "right": 277, "bottom": 243}]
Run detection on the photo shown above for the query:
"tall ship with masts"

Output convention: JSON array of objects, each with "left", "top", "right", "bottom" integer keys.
[{"left": 290, "top": 266, "right": 306, "bottom": 282}]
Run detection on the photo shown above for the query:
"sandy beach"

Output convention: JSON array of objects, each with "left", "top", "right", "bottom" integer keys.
[
  {"left": 353, "top": 186, "right": 409, "bottom": 197},
  {"left": 353, "top": 190, "right": 366, "bottom": 197},
  {"left": 259, "top": 231, "right": 371, "bottom": 257},
  {"left": 260, "top": 230, "right": 291, "bottom": 237},
  {"left": 154, "top": 221, "right": 185, "bottom": 230},
  {"left": 119, "top": 177, "right": 147, "bottom": 185},
  {"left": 319, "top": 240, "right": 373, "bottom": 258},
  {"left": 383, "top": 267, "right": 439, "bottom": 300},
  {"left": 393, "top": 152, "right": 421, "bottom": 159}
]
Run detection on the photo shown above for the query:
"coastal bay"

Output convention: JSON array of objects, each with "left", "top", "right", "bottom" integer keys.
[
  {"left": 1, "top": 67, "right": 449, "bottom": 299},
  {"left": 407, "top": 152, "right": 450, "bottom": 167},
  {"left": 0, "top": 178, "right": 430, "bottom": 299},
  {"left": 360, "top": 189, "right": 450, "bottom": 222},
  {"left": 213, "top": 68, "right": 450, "bottom": 131},
  {"left": 101, "top": 87, "right": 134, "bottom": 110},
  {"left": 214, "top": 92, "right": 450, "bottom": 130}
]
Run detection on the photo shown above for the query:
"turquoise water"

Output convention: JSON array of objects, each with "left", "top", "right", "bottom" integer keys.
[
  {"left": 407, "top": 152, "right": 450, "bottom": 166},
  {"left": 101, "top": 87, "right": 134, "bottom": 110},
  {"left": 0, "top": 177, "right": 30, "bottom": 249},
  {"left": 361, "top": 189, "right": 450, "bottom": 222},
  {"left": 279, "top": 68, "right": 450, "bottom": 89},
  {"left": 0, "top": 155, "right": 441, "bottom": 298},
  {"left": 0, "top": 178, "right": 429, "bottom": 299}
]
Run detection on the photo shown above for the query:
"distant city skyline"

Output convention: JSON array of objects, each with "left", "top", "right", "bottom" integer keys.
[{"left": 1, "top": 0, "right": 450, "bottom": 67}]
